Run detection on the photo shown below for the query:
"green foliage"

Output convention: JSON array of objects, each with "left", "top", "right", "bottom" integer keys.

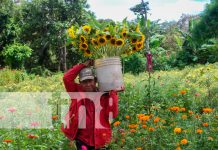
[
  {"left": 30, "top": 66, "right": 53, "bottom": 77},
  {"left": 0, "top": 63, "right": 217, "bottom": 149},
  {"left": 192, "top": 0, "right": 218, "bottom": 44},
  {"left": 2, "top": 43, "right": 32, "bottom": 69},
  {"left": 122, "top": 52, "right": 146, "bottom": 74}
]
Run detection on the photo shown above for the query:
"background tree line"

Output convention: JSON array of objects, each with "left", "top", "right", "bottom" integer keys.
[{"left": 0, "top": 0, "right": 217, "bottom": 75}]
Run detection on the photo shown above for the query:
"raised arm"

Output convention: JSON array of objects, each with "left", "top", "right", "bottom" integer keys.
[{"left": 63, "top": 64, "right": 85, "bottom": 92}]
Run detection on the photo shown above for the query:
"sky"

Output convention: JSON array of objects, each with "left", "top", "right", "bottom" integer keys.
[{"left": 87, "top": 0, "right": 211, "bottom": 22}]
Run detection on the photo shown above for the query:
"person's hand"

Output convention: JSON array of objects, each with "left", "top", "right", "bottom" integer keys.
[{"left": 83, "top": 60, "right": 94, "bottom": 67}]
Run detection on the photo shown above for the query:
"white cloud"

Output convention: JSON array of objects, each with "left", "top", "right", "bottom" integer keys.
[{"left": 87, "top": 0, "right": 210, "bottom": 22}]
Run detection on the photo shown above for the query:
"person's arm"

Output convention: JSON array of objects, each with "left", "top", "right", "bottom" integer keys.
[{"left": 63, "top": 64, "right": 85, "bottom": 92}]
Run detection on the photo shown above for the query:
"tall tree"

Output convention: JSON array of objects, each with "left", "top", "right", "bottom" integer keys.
[
  {"left": 192, "top": 0, "right": 218, "bottom": 44},
  {"left": 17, "top": 0, "right": 91, "bottom": 71}
]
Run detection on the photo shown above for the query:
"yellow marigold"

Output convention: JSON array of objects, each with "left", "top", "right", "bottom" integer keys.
[
  {"left": 202, "top": 122, "right": 209, "bottom": 127},
  {"left": 180, "top": 108, "right": 186, "bottom": 112},
  {"left": 161, "top": 119, "right": 166, "bottom": 123},
  {"left": 180, "top": 139, "right": 188, "bottom": 145},
  {"left": 208, "top": 136, "right": 213, "bottom": 141},
  {"left": 172, "top": 93, "right": 177, "bottom": 97},
  {"left": 196, "top": 129, "right": 203, "bottom": 134},
  {"left": 180, "top": 90, "right": 187, "bottom": 95},
  {"left": 181, "top": 115, "right": 187, "bottom": 120},
  {"left": 202, "top": 108, "right": 213, "bottom": 113},
  {"left": 174, "top": 127, "right": 182, "bottom": 134},
  {"left": 136, "top": 148, "right": 142, "bottom": 150},
  {"left": 154, "top": 117, "right": 160, "bottom": 123},
  {"left": 125, "top": 115, "right": 130, "bottom": 119},
  {"left": 113, "top": 121, "right": 121, "bottom": 127},
  {"left": 82, "top": 25, "right": 91, "bottom": 34}
]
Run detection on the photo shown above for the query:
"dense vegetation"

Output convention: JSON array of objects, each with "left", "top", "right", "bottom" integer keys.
[
  {"left": 0, "top": 0, "right": 217, "bottom": 149},
  {"left": 0, "top": 0, "right": 217, "bottom": 74}
]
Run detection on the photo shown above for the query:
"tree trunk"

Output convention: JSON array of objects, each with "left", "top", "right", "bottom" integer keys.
[{"left": 63, "top": 39, "right": 67, "bottom": 71}]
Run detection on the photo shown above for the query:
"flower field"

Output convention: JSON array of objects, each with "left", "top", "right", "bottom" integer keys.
[{"left": 0, "top": 63, "right": 218, "bottom": 149}]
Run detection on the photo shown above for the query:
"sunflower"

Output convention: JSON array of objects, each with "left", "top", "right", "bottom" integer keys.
[
  {"left": 110, "top": 38, "right": 116, "bottom": 46},
  {"left": 131, "top": 38, "right": 137, "bottom": 44},
  {"left": 116, "top": 39, "right": 124, "bottom": 46},
  {"left": 121, "top": 28, "right": 128, "bottom": 38},
  {"left": 91, "top": 38, "right": 98, "bottom": 46},
  {"left": 82, "top": 25, "right": 91, "bottom": 34},
  {"left": 135, "top": 23, "right": 140, "bottom": 32},
  {"left": 80, "top": 35, "right": 86, "bottom": 43},
  {"left": 138, "top": 34, "right": 145, "bottom": 42},
  {"left": 136, "top": 42, "right": 143, "bottom": 50},
  {"left": 79, "top": 42, "right": 88, "bottom": 50},
  {"left": 67, "top": 26, "right": 76, "bottom": 39},
  {"left": 98, "top": 36, "right": 107, "bottom": 45},
  {"left": 132, "top": 46, "right": 137, "bottom": 52},
  {"left": 105, "top": 34, "right": 112, "bottom": 41},
  {"left": 84, "top": 49, "right": 92, "bottom": 57}
]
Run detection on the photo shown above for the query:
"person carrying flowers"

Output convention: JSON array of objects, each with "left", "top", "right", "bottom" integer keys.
[{"left": 61, "top": 60, "right": 119, "bottom": 150}]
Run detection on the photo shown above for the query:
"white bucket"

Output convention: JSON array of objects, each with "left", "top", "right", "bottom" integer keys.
[{"left": 94, "top": 57, "right": 125, "bottom": 92}]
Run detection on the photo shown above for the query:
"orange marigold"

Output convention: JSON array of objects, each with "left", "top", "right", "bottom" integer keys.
[
  {"left": 139, "top": 115, "right": 150, "bottom": 121},
  {"left": 154, "top": 117, "right": 160, "bottom": 123},
  {"left": 52, "top": 115, "right": 58, "bottom": 120},
  {"left": 202, "top": 108, "right": 213, "bottom": 113},
  {"left": 180, "top": 139, "right": 188, "bottom": 145},
  {"left": 180, "top": 108, "right": 186, "bottom": 112},
  {"left": 113, "top": 121, "right": 121, "bottom": 127},
  {"left": 125, "top": 115, "right": 130, "bottom": 119},
  {"left": 130, "top": 129, "right": 136, "bottom": 133},
  {"left": 196, "top": 129, "right": 203, "bottom": 134},
  {"left": 136, "top": 148, "right": 142, "bottom": 150},
  {"left": 128, "top": 124, "right": 138, "bottom": 129},
  {"left": 142, "top": 125, "right": 147, "bottom": 128},
  {"left": 202, "top": 122, "right": 209, "bottom": 127},
  {"left": 176, "top": 147, "right": 181, "bottom": 150},
  {"left": 169, "top": 106, "right": 180, "bottom": 112},
  {"left": 3, "top": 139, "right": 13, "bottom": 143},
  {"left": 174, "top": 127, "right": 182, "bottom": 134},
  {"left": 180, "top": 90, "right": 187, "bottom": 95},
  {"left": 148, "top": 127, "right": 155, "bottom": 132},
  {"left": 188, "top": 110, "right": 194, "bottom": 115}
]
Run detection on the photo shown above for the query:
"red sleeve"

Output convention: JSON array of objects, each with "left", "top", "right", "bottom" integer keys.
[
  {"left": 109, "top": 91, "right": 119, "bottom": 118},
  {"left": 63, "top": 64, "right": 86, "bottom": 92}
]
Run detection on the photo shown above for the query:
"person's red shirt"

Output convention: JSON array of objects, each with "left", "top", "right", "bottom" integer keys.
[{"left": 61, "top": 64, "right": 118, "bottom": 149}]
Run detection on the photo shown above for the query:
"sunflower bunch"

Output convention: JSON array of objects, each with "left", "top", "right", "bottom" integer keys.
[{"left": 67, "top": 19, "right": 145, "bottom": 59}]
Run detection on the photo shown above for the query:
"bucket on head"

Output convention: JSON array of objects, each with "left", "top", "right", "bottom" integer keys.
[{"left": 94, "top": 57, "right": 125, "bottom": 92}]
